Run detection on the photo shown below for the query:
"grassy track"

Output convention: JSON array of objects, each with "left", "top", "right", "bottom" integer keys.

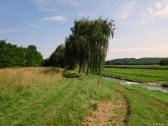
[
  {"left": 103, "top": 68, "right": 168, "bottom": 86},
  {"left": 0, "top": 68, "right": 168, "bottom": 125},
  {"left": 109, "top": 80, "right": 168, "bottom": 125},
  {"left": 0, "top": 68, "right": 122, "bottom": 126}
]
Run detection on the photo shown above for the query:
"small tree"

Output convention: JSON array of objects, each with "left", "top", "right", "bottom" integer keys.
[
  {"left": 160, "top": 59, "right": 168, "bottom": 65},
  {"left": 25, "top": 45, "right": 43, "bottom": 66}
]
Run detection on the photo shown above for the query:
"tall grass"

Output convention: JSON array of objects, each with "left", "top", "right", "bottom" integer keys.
[
  {"left": 0, "top": 68, "right": 123, "bottom": 126},
  {"left": 0, "top": 67, "right": 63, "bottom": 92}
]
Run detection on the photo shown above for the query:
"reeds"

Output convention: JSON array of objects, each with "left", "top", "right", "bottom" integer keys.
[{"left": 0, "top": 67, "right": 63, "bottom": 92}]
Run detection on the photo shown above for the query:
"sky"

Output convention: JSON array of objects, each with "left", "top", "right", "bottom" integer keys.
[{"left": 0, "top": 0, "right": 168, "bottom": 60}]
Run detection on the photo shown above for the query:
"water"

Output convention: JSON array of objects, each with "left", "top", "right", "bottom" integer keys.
[{"left": 105, "top": 77, "right": 168, "bottom": 93}]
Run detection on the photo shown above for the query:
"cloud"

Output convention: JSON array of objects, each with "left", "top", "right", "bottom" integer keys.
[
  {"left": 42, "top": 16, "right": 67, "bottom": 22},
  {"left": 141, "top": 1, "right": 168, "bottom": 24},
  {"left": 28, "top": 24, "right": 40, "bottom": 29},
  {"left": 110, "top": 38, "right": 122, "bottom": 42},
  {"left": 31, "top": 0, "right": 90, "bottom": 11},
  {"left": 0, "top": 28, "right": 27, "bottom": 34},
  {"left": 147, "top": 1, "right": 168, "bottom": 18},
  {"left": 120, "top": 1, "right": 136, "bottom": 20},
  {"left": 151, "top": 6, "right": 168, "bottom": 18},
  {"left": 31, "top": 0, "right": 54, "bottom": 7}
]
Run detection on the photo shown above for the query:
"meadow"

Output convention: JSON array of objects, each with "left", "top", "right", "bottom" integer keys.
[
  {"left": 103, "top": 66, "right": 168, "bottom": 87},
  {"left": 0, "top": 67, "right": 168, "bottom": 126}
]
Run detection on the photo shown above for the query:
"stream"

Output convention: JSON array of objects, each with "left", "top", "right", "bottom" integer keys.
[{"left": 105, "top": 77, "right": 168, "bottom": 93}]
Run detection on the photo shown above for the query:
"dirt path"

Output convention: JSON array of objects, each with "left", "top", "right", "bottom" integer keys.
[{"left": 81, "top": 94, "right": 128, "bottom": 126}]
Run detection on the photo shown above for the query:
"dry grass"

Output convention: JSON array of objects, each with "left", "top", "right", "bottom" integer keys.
[
  {"left": 81, "top": 95, "right": 128, "bottom": 126},
  {"left": 0, "top": 67, "right": 63, "bottom": 92}
]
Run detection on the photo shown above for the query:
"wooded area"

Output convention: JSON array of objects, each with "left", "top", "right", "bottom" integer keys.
[
  {"left": 105, "top": 58, "right": 168, "bottom": 65},
  {"left": 0, "top": 40, "right": 43, "bottom": 67}
]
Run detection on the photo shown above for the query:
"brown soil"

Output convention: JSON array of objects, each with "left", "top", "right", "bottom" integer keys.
[{"left": 81, "top": 95, "right": 128, "bottom": 126}]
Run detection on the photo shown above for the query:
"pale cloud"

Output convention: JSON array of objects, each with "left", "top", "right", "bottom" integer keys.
[
  {"left": 42, "top": 16, "right": 67, "bottom": 22},
  {"left": 141, "top": 1, "right": 168, "bottom": 24},
  {"left": 151, "top": 6, "right": 168, "bottom": 18},
  {"left": 110, "top": 38, "right": 122, "bottom": 42},
  {"left": 0, "top": 28, "right": 27, "bottom": 34},
  {"left": 119, "top": 1, "right": 136, "bottom": 20},
  {"left": 31, "top": 0, "right": 55, "bottom": 7},
  {"left": 31, "top": 0, "right": 90, "bottom": 11},
  {"left": 32, "top": 0, "right": 81, "bottom": 5},
  {"left": 28, "top": 24, "right": 40, "bottom": 29},
  {"left": 147, "top": 1, "right": 168, "bottom": 18}
]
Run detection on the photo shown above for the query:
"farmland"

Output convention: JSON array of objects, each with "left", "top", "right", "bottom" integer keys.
[
  {"left": 0, "top": 68, "right": 168, "bottom": 126},
  {"left": 103, "top": 66, "right": 168, "bottom": 87}
]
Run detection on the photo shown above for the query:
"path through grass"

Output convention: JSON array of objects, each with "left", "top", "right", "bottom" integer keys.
[
  {"left": 0, "top": 68, "right": 122, "bottom": 126},
  {"left": 107, "top": 79, "right": 168, "bottom": 126}
]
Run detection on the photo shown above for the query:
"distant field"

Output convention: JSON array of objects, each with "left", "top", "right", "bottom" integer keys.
[
  {"left": 0, "top": 68, "right": 168, "bottom": 125},
  {"left": 103, "top": 67, "right": 168, "bottom": 86},
  {"left": 104, "top": 65, "right": 168, "bottom": 70}
]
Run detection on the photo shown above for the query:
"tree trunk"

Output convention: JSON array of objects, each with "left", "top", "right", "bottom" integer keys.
[{"left": 79, "top": 64, "right": 81, "bottom": 73}]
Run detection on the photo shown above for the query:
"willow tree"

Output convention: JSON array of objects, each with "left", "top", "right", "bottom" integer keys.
[{"left": 65, "top": 18, "right": 115, "bottom": 79}]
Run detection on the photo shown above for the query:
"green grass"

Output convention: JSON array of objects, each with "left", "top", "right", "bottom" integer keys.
[
  {"left": 108, "top": 80, "right": 168, "bottom": 126},
  {"left": 103, "top": 68, "right": 168, "bottom": 86},
  {"left": 0, "top": 68, "right": 168, "bottom": 126},
  {"left": 0, "top": 69, "right": 121, "bottom": 126}
]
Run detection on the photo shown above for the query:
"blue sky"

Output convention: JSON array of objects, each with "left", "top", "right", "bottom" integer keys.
[{"left": 0, "top": 0, "right": 168, "bottom": 59}]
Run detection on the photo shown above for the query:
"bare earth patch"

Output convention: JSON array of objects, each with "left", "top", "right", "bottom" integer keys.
[{"left": 81, "top": 95, "right": 128, "bottom": 126}]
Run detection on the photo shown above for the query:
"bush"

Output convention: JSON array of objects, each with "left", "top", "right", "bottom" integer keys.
[{"left": 160, "top": 59, "right": 168, "bottom": 65}]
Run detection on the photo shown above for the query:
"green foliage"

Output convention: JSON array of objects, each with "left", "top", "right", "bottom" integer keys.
[
  {"left": 160, "top": 59, "right": 168, "bottom": 65},
  {"left": 25, "top": 45, "right": 43, "bottom": 66},
  {"left": 0, "top": 40, "right": 43, "bottom": 67},
  {"left": 65, "top": 18, "right": 115, "bottom": 75},
  {"left": 105, "top": 58, "right": 168, "bottom": 65},
  {"left": 45, "top": 44, "right": 66, "bottom": 68}
]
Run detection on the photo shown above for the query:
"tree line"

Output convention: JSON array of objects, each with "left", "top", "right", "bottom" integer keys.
[
  {"left": 45, "top": 18, "right": 115, "bottom": 75},
  {"left": 0, "top": 18, "right": 115, "bottom": 76},
  {"left": 0, "top": 40, "right": 43, "bottom": 68},
  {"left": 105, "top": 58, "right": 168, "bottom": 65}
]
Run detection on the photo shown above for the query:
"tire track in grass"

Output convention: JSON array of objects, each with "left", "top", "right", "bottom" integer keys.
[
  {"left": 112, "top": 84, "right": 168, "bottom": 125},
  {"left": 32, "top": 78, "right": 80, "bottom": 125},
  {"left": 81, "top": 83, "right": 129, "bottom": 126}
]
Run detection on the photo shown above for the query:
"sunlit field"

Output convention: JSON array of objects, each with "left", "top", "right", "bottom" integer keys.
[
  {"left": 0, "top": 68, "right": 168, "bottom": 126},
  {"left": 0, "top": 67, "right": 62, "bottom": 92},
  {"left": 1, "top": 0, "right": 168, "bottom": 125},
  {"left": 103, "top": 67, "right": 168, "bottom": 86}
]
